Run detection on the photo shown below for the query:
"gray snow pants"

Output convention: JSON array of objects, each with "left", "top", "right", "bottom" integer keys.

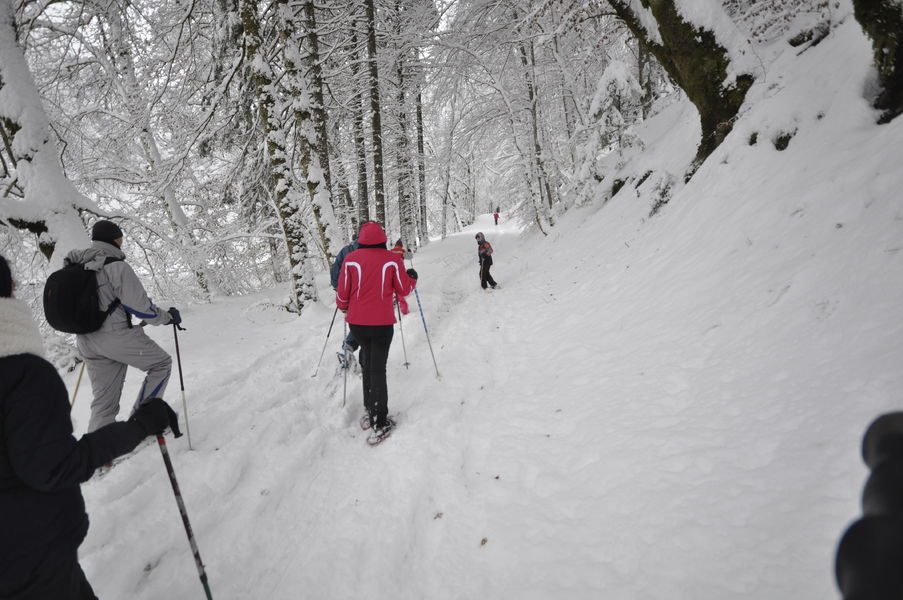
[{"left": 77, "top": 327, "right": 172, "bottom": 433}]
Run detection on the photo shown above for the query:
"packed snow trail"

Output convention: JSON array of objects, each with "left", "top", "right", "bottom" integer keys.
[{"left": 68, "top": 209, "right": 899, "bottom": 600}]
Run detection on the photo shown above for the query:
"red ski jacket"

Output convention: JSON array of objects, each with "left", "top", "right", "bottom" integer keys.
[{"left": 336, "top": 248, "right": 416, "bottom": 325}]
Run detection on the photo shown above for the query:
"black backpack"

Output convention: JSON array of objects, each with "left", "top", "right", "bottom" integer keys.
[{"left": 43, "top": 257, "right": 123, "bottom": 334}]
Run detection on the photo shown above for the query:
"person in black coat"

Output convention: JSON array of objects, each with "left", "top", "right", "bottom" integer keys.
[
  {"left": 0, "top": 255, "right": 180, "bottom": 599},
  {"left": 475, "top": 232, "right": 498, "bottom": 290}
]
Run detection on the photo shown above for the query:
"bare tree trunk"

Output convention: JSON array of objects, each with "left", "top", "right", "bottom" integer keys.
[
  {"left": 440, "top": 93, "right": 457, "bottom": 239},
  {"left": 331, "top": 120, "right": 358, "bottom": 238},
  {"left": 441, "top": 167, "right": 450, "bottom": 239},
  {"left": 416, "top": 88, "right": 428, "bottom": 246},
  {"left": 394, "top": 58, "right": 415, "bottom": 247},
  {"left": 365, "top": 0, "right": 387, "bottom": 224},
  {"left": 516, "top": 37, "right": 555, "bottom": 226},
  {"left": 549, "top": 4, "right": 576, "bottom": 165},
  {"left": 299, "top": 0, "right": 336, "bottom": 263},
  {"left": 242, "top": 0, "right": 314, "bottom": 311},
  {"left": 637, "top": 39, "right": 653, "bottom": 120},
  {"left": 100, "top": 3, "right": 213, "bottom": 299},
  {"left": 349, "top": 20, "right": 370, "bottom": 223},
  {"left": 393, "top": 0, "right": 416, "bottom": 247}
]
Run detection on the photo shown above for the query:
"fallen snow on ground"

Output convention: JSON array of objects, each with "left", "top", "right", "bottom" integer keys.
[{"left": 66, "top": 17, "right": 903, "bottom": 600}]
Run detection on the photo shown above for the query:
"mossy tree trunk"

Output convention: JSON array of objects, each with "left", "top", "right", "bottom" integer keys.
[
  {"left": 853, "top": 0, "right": 903, "bottom": 123},
  {"left": 608, "top": 0, "right": 754, "bottom": 173}
]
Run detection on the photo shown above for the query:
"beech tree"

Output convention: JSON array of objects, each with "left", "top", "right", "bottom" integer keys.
[
  {"left": 607, "top": 0, "right": 755, "bottom": 172},
  {"left": 852, "top": 0, "right": 903, "bottom": 122}
]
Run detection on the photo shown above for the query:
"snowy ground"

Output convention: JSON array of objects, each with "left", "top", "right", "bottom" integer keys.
[{"left": 64, "top": 17, "right": 903, "bottom": 600}]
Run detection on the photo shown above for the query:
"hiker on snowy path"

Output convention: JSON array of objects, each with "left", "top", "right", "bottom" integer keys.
[
  {"left": 64, "top": 221, "right": 181, "bottom": 433},
  {"left": 475, "top": 232, "right": 498, "bottom": 290},
  {"left": 0, "top": 255, "right": 180, "bottom": 600},
  {"left": 331, "top": 224, "right": 374, "bottom": 368},
  {"left": 335, "top": 222, "right": 418, "bottom": 439}
]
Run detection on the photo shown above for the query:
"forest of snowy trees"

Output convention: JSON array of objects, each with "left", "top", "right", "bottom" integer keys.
[
  {"left": 2, "top": 0, "right": 902, "bottom": 328},
  {"left": 2, "top": 2, "right": 903, "bottom": 597}
]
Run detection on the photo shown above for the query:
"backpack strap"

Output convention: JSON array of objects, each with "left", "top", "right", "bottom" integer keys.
[{"left": 101, "top": 257, "right": 132, "bottom": 329}]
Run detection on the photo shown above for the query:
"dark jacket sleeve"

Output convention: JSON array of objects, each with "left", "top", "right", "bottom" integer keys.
[
  {"left": 331, "top": 244, "right": 353, "bottom": 289},
  {"left": 4, "top": 355, "right": 146, "bottom": 491}
]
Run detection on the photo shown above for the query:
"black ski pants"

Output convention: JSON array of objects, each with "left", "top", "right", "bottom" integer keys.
[
  {"left": 479, "top": 256, "right": 497, "bottom": 289},
  {"left": 1, "top": 552, "right": 97, "bottom": 600},
  {"left": 349, "top": 324, "right": 394, "bottom": 428}
]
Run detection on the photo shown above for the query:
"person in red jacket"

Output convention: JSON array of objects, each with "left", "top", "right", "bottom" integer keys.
[{"left": 336, "top": 223, "right": 418, "bottom": 441}]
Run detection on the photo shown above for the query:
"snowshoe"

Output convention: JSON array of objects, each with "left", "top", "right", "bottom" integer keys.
[
  {"left": 360, "top": 413, "right": 372, "bottom": 431},
  {"left": 367, "top": 417, "right": 396, "bottom": 446},
  {"left": 337, "top": 348, "right": 361, "bottom": 374}
]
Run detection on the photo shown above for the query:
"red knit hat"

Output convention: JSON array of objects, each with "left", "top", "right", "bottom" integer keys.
[{"left": 358, "top": 221, "right": 388, "bottom": 245}]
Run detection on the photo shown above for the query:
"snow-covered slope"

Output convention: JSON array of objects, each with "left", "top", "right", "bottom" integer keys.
[{"left": 66, "top": 16, "right": 903, "bottom": 600}]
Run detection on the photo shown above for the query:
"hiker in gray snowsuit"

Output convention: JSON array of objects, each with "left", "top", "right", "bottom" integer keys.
[{"left": 66, "top": 221, "right": 182, "bottom": 432}]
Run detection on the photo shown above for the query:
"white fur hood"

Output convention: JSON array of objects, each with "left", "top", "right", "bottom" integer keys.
[{"left": 0, "top": 298, "right": 46, "bottom": 359}]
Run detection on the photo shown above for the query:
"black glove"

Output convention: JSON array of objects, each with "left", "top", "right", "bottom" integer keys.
[
  {"left": 130, "top": 398, "right": 183, "bottom": 438},
  {"left": 168, "top": 307, "right": 182, "bottom": 325},
  {"left": 406, "top": 268, "right": 418, "bottom": 280}
]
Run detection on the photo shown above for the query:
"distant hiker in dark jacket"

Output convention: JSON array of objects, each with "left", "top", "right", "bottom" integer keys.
[
  {"left": 330, "top": 224, "right": 372, "bottom": 368},
  {"left": 66, "top": 221, "right": 181, "bottom": 433},
  {"left": 336, "top": 223, "right": 418, "bottom": 442},
  {"left": 493, "top": 211, "right": 500, "bottom": 225},
  {"left": 475, "top": 232, "right": 498, "bottom": 290},
  {"left": 0, "top": 255, "right": 180, "bottom": 599}
]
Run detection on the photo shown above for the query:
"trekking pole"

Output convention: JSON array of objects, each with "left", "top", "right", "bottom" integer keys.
[
  {"left": 70, "top": 361, "right": 86, "bottom": 409},
  {"left": 404, "top": 254, "right": 438, "bottom": 377},
  {"left": 342, "top": 321, "right": 348, "bottom": 408},
  {"left": 311, "top": 307, "right": 339, "bottom": 378},
  {"left": 156, "top": 435, "right": 214, "bottom": 600},
  {"left": 396, "top": 300, "right": 410, "bottom": 369},
  {"left": 412, "top": 288, "right": 440, "bottom": 379},
  {"left": 172, "top": 324, "right": 193, "bottom": 451}
]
